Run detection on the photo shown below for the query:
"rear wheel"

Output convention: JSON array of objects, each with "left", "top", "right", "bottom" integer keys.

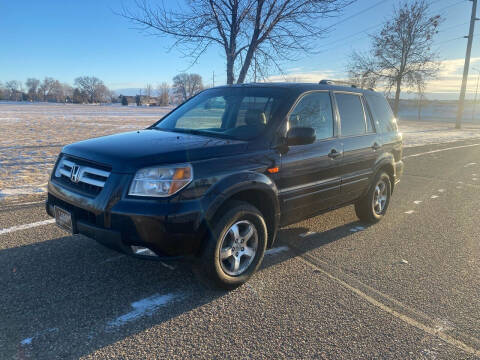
[
  {"left": 355, "top": 171, "right": 391, "bottom": 223},
  {"left": 195, "top": 201, "right": 267, "bottom": 290}
]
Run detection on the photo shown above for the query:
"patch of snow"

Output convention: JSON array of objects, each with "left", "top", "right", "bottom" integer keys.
[
  {"left": 265, "top": 246, "right": 289, "bottom": 255},
  {"left": 0, "top": 186, "right": 47, "bottom": 199},
  {"left": 399, "top": 121, "right": 480, "bottom": 148},
  {"left": 107, "top": 293, "right": 178, "bottom": 329},
  {"left": 20, "top": 337, "right": 33, "bottom": 345},
  {"left": 20, "top": 328, "right": 58, "bottom": 347},
  {"left": 299, "top": 231, "right": 316, "bottom": 238}
]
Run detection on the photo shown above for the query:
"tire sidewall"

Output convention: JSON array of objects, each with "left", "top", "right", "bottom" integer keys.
[
  {"left": 370, "top": 172, "right": 391, "bottom": 220},
  {"left": 200, "top": 202, "right": 267, "bottom": 289}
]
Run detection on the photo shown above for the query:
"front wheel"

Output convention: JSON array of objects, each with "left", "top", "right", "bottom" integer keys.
[
  {"left": 355, "top": 172, "right": 391, "bottom": 224},
  {"left": 195, "top": 201, "right": 267, "bottom": 290}
]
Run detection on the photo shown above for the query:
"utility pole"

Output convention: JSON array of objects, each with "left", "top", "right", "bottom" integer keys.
[
  {"left": 456, "top": 0, "right": 478, "bottom": 129},
  {"left": 212, "top": 71, "right": 215, "bottom": 87}
]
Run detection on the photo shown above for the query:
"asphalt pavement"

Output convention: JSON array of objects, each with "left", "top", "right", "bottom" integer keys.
[{"left": 1, "top": 139, "right": 479, "bottom": 359}]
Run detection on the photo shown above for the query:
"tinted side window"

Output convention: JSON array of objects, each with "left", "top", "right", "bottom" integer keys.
[
  {"left": 363, "top": 97, "right": 375, "bottom": 133},
  {"left": 289, "top": 92, "right": 334, "bottom": 140},
  {"left": 365, "top": 94, "right": 397, "bottom": 133},
  {"left": 235, "top": 97, "right": 274, "bottom": 126},
  {"left": 335, "top": 93, "right": 366, "bottom": 136}
]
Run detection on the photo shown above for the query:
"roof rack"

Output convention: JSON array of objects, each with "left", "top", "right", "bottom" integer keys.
[{"left": 319, "top": 79, "right": 357, "bottom": 88}]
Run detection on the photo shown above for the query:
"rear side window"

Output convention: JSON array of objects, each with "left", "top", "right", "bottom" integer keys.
[
  {"left": 363, "top": 98, "right": 375, "bottom": 133},
  {"left": 365, "top": 94, "right": 397, "bottom": 133},
  {"left": 289, "top": 92, "right": 334, "bottom": 140},
  {"left": 335, "top": 93, "right": 366, "bottom": 137}
]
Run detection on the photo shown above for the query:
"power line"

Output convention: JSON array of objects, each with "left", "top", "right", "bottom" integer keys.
[
  {"left": 318, "top": 22, "right": 383, "bottom": 48},
  {"left": 434, "top": 36, "right": 465, "bottom": 46},
  {"left": 437, "top": 21, "right": 469, "bottom": 33},
  {"left": 319, "top": 0, "right": 464, "bottom": 52},
  {"left": 437, "top": 0, "right": 468, "bottom": 14},
  {"left": 322, "top": 0, "right": 390, "bottom": 32}
]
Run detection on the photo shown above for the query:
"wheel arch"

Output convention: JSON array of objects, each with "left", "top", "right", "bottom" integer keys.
[
  {"left": 373, "top": 155, "right": 396, "bottom": 193},
  {"left": 199, "top": 172, "right": 281, "bottom": 252}
]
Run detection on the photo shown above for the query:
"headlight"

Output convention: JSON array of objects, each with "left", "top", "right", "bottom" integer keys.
[{"left": 128, "top": 164, "right": 193, "bottom": 197}]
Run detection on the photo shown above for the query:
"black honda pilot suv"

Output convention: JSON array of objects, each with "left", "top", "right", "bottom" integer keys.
[{"left": 47, "top": 81, "right": 403, "bottom": 289}]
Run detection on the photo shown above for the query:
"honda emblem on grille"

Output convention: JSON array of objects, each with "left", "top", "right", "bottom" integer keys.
[{"left": 70, "top": 165, "right": 81, "bottom": 183}]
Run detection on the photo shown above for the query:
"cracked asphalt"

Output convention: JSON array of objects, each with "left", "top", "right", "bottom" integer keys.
[{"left": 0, "top": 139, "right": 479, "bottom": 359}]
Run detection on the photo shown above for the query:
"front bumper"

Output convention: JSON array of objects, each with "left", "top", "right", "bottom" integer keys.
[{"left": 46, "top": 175, "right": 207, "bottom": 258}]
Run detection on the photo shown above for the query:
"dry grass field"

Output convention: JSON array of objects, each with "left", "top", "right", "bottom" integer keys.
[
  {"left": 0, "top": 103, "right": 171, "bottom": 199},
  {"left": 1, "top": 102, "right": 480, "bottom": 201}
]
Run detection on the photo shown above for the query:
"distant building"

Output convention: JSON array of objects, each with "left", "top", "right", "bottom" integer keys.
[{"left": 117, "top": 95, "right": 161, "bottom": 106}]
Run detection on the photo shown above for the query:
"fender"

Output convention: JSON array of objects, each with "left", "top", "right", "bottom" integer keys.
[
  {"left": 196, "top": 171, "right": 281, "bottom": 248},
  {"left": 372, "top": 153, "right": 396, "bottom": 193},
  {"left": 202, "top": 171, "right": 280, "bottom": 222}
]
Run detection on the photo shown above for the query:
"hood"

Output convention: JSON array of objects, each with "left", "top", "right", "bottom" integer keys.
[{"left": 62, "top": 129, "right": 248, "bottom": 173}]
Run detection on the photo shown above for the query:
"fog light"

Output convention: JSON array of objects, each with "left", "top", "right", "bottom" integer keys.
[{"left": 131, "top": 246, "right": 157, "bottom": 257}]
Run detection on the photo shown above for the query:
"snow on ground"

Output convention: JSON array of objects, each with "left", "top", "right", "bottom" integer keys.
[
  {"left": 1, "top": 102, "right": 480, "bottom": 200},
  {"left": 0, "top": 103, "right": 171, "bottom": 200},
  {"left": 399, "top": 120, "right": 480, "bottom": 147}
]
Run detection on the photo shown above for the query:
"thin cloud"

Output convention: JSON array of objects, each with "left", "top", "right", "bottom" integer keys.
[{"left": 265, "top": 69, "right": 340, "bottom": 83}]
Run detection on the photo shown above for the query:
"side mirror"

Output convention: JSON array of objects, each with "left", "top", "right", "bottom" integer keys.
[{"left": 286, "top": 127, "right": 316, "bottom": 146}]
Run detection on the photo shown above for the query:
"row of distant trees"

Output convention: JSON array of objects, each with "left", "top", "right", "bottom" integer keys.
[
  {"left": 0, "top": 76, "right": 114, "bottom": 104},
  {"left": 120, "top": 73, "right": 205, "bottom": 106},
  {"left": 1, "top": 73, "right": 205, "bottom": 105}
]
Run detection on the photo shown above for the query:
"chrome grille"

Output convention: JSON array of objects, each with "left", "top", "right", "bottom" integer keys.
[{"left": 54, "top": 156, "right": 111, "bottom": 195}]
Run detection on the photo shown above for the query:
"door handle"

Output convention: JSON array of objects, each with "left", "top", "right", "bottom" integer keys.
[
  {"left": 328, "top": 149, "right": 342, "bottom": 159},
  {"left": 372, "top": 143, "right": 382, "bottom": 151}
]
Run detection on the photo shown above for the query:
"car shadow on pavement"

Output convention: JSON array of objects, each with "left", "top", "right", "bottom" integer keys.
[{"left": 0, "top": 220, "right": 364, "bottom": 359}]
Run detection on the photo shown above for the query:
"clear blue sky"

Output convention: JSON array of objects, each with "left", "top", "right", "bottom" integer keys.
[{"left": 0, "top": 0, "right": 477, "bottom": 97}]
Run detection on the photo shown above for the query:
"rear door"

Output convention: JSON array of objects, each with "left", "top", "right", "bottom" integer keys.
[
  {"left": 279, "top": 91, "right": 343, "bottom": 225},
  {"left": 334, "top": 92, "right": 379, "bottom": 203},
  {"left": 364, "top": 93, "right": 403, "bottom": 162}
]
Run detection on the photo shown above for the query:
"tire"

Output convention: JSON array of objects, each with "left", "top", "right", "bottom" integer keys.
[
  {"left": 194, "top": 200, "right": 267, "bottom": 290},
  {"left": 355, "top": 171, "right": 391, "bottom": 224}
]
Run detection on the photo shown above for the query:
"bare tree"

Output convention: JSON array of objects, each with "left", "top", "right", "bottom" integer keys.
[
  {"left": 156, "top": 82, "right": 170, "bottom": 106},
  {"left": 74, "top": 76, "right": 110, "bottom": 103},
  {"left": 62, "top": 83, "right": 74, "bottom": 102},
  {"left": 172, "top": 73, "right": 204, "bottom": 102},
  {"left": 26, "top": 78, "right": 40, "bottom": 101},
  {"left": 145, "top": 83, "right": 153, "bottom": 98},
  {"left": 48, "top": 80, "right": 65, "bottom": 102},
  {"left": 73, "top": 88, "right": 89, "bottom": 104},
  {"left": 119, "top": 0, "right": 353, "bottom": 84},
  {"left": 39, "top": 77, "right": 58, "bottom": 101},
  {"left": 5, "top": 80, "right": 23, "bottom": 101},
  {"left": 347, "top": 1, "right": 441, "bottom": 117}
]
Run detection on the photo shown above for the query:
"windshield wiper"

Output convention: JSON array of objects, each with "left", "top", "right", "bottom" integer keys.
[{"left": 154, "top": 127, "right": 235, "bottom": 140}]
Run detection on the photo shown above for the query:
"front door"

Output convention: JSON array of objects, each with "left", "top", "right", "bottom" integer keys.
[{"left": 279, "top": 91, "right": 343, "bottom": 225}]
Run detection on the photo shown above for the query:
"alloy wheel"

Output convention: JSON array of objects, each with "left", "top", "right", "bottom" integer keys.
[{"left": 219, "top": 220, "right": 258, "bottom": 276}]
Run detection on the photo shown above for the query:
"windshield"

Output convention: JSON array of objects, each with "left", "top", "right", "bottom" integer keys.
[{"left": 154, "top": 87, "right": 287, "bottom": 140}]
